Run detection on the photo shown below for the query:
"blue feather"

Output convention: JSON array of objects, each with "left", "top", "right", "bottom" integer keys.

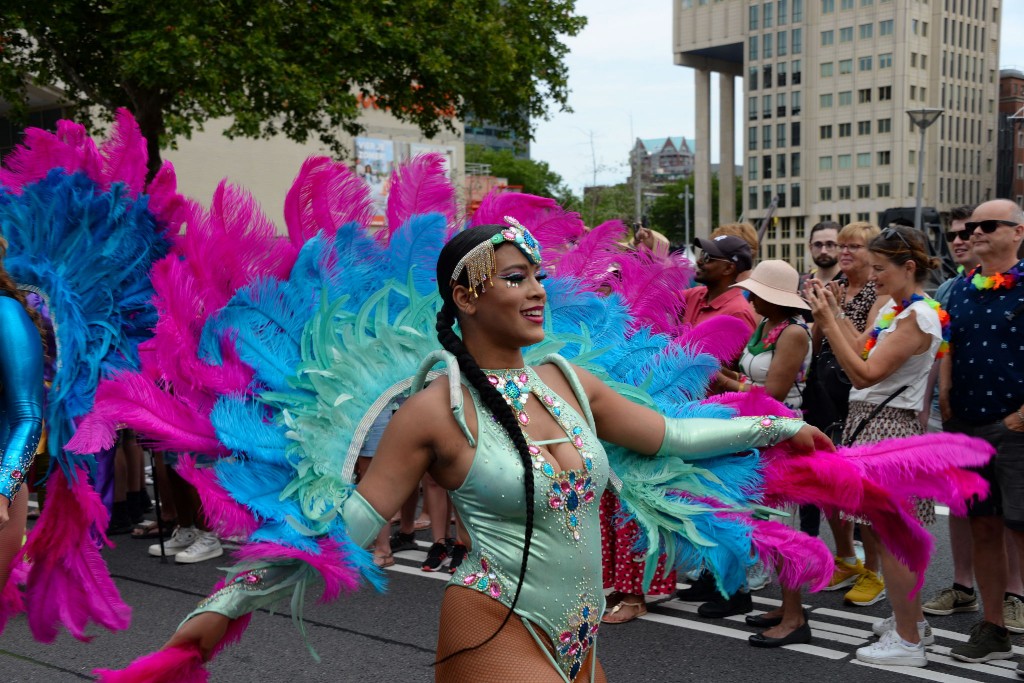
[{"left": 385, "top": 213, "right": 446, "bottom": 296}]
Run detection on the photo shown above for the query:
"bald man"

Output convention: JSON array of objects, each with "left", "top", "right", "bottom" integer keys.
[{"left": 941, "top": 199, "right": 1024, "bottom": 667}]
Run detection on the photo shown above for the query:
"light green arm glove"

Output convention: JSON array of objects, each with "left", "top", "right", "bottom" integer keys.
[
  {"left": 180, "top": 491, "right": 387, "bottom": 625},
  {"left": 656, "top": 416, "right": 805, "bottom": 460}
]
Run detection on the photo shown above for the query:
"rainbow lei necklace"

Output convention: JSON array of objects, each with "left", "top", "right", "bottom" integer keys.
[
  {"left": 966, "top": 263, "right": 1024, "bottom": 291},
  {"left": 861, "top": 294, "right": 950, "bottom": 360}
]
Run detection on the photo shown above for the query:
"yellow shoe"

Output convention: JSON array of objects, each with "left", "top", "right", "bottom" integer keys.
[
  {"left": 824, "top": 556, "right": 866, "bottom": 591},
  {"left": 845, "top": 570, "right": 886, "bottom": 606}
]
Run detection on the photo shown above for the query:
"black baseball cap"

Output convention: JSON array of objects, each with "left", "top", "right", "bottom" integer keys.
[{"left": 693, "top": 235, "right": 753, "bottom": 272}]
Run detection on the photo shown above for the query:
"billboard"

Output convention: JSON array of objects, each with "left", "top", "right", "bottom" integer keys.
[{"left": 355, "top": 137, "right": 395, "bottom": 224}]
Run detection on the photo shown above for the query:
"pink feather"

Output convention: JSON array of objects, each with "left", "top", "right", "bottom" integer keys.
[
  {"left": 144, "top": 162, "right": 189, "bottom": 235},
  {"left": 548, "top": 220, "right": 628, "bottom": 284},
  {"left": 0, "top": 557, "right": 28, "bottom": 634},
  {"left": 22, "top": 469, "right": 131, "bottom": 642},
  {"left": 748, "top": 518, "right": 834, "bottom": 592},
  {"left": 703, "top": 386, "right": 797, "bottom": 418},
  {"left": 94, "top": 613, "right": 251, "bottom": 683},
  {"left": 608, "top": 249, "right": 695, "bottom": 336},
  {"left": 233, "top": 537, "right": 367, "bottom": 604},
  {"left": 283, "top": 157, "right": 375, "bottom": 248},
  {"left": 175, "top": 455, "right": 259, "bottom": 538},
  {"left": 676, "top": 315, "right": 753, "bottom": 365},
  {"left": 382, "top": 153, "right": 457, "bottom": 244},
  {"left": 99, "top": 108, "right": 148, "bottom": 195},
  {"left": 66, "top": 373, "right": 223, "bottom": 456},
  {"left": 0, "top": 121, "right": 100, "bottom": 191},
  {"left": 469, "top": 192, "right": 586, "bottom": 251}
]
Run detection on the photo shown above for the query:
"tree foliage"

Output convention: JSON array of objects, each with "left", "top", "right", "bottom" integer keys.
[
  {"left": 0, "top": 1, "right": 585, "bottom": 178},
  {"left": 647, "top": 174, "right": 743, "bottom": 244},
  {"left": 465, "top": 145, "right": 574, "bottom": 205}
]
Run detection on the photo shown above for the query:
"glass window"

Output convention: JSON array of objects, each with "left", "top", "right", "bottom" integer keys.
[
  {"left": 841, "top": 0, "right": 853, "bottom": 8},
  {"left": 749, "top": 187, "right": 759, "bottom": 210},
  {"left": 778, "top": 0, "right": 788, "bottom": 24},
  {"left": 820, "top": 93, "right": 833, "bottom": 108},
  {"left": 839, "top": 91, "right": 852, "bottom": 106},
  {"left": 880, "top": 19, "right": 894, "bottom": 35},
  {"left": 822, "top": 0, "right": 834, "bottom": 12},
  {"left": 839, "top": 186, "right": 851, "bottom": 199},
  {"left": 858, "top": 120, "right": 871, "bottom": 135},
  {"left": 749, "top": 35, "right": 759, "bottom": 60},
  {"left": 791, "top": 151, "right": 801, "bottom": 175},
  {"left": 819, "top": 155, "right": 833, "bottom": 170},
  {"left": 859, "top": 56, "right": 872, "bottom": 71},
  {"left": 839, "top": 59, "right": 853, "bottom": 74},
  {"left": 877, "top": 150, "right": 890, "bottom": 165},
  {"left": 879, "top": 53, "right": 892, "bottom": 68},
  {"left": 749, "top": 96, "right": 758, "bottom": 119},
  {"left": 821, "top": 62, "right": 834, "bottom": 77},
  {"left": 838, "top": 154, "right": 852, "bottom": 169},
  {"left": 820, "top": 124, "right": 833, "bottom": 139},
  {"left": 792, "top": 121, "right": 801, "bottom": 145},
  {"left": 838, "top": 122, "right": 851, "bottom": 137},
  {"left": 778, "top": 31, "right": 788, "bottom": 56},
  {"left": 839, "top": 27, "right": 853, "bottom": 42},
  {"left": 821, "top": 30, "right": 834, "bottom": 46},
  {"left": 859, "top": 23, "right": 873, "bottom": 39},
  {"left": 748, "top": 66, "right": 759, "bottom": 90},
  {"left": 857, "top": 153, "right": 871, "bottom": 168},
  {"left": 877, "top": 183, "right": 890, "bottom": 197},
  {"left": 749, "top": 127, "right": 758, "bottom": 151},
  {"left": 792, "top": 27, "right": 802, "bottom": 53},
  {"left": 857, "top": 184, "right": 871, "bottom": 198},
  {"left": 749, "top": 156, "right": 759, "bottom": 180},
  {"left": 791, "top": 182, "right": 801, "bottom": 207},
  {"left": 764, "top": 33, "right": 773, "bottom": 58},
  {"left": 820, "top": 186, "right": 833, "bottom": 200},
  {"left": 764, "top": 2, "right": 774, "bottom": 28},
  {"left": 777, "top": 153, "right": 787, "bottom": 177},
  {"left": 777, "top": 123, "right": 787, "bottom": 147},
  {"left": 749, "top": 4, "right": 760, "bottom": 29},
  {"left": 878, "top": 85, "right": 892, "bottom": 101},
  {"left": 858, "top": 88, "right": 871, "bottom": 103},
  {"left": 793, "top": 0, "right": 803, "bottom": 21},
  {"left": 763, "top": 125, "right": 772, "bottom": 148},
  {"left": 791, "top": 90, "right": 801, "bottom": 113},
  {"left": 877, "top": 118, "right": 891, "bottom": 133}
]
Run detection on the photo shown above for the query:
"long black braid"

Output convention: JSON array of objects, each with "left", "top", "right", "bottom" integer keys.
[{"left": 432, "top": 225, "right": 537, "bottom": 666}]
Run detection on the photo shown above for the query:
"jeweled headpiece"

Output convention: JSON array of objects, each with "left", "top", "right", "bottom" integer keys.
[{"left": 450, "top": 217, "right": 542, "bottom": 297}]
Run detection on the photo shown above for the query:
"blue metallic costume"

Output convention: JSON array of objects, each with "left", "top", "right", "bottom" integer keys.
[{"left": 0, "top": 293, "right": 43, "bottom": 503}]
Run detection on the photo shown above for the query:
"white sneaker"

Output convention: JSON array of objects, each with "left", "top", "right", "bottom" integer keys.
[
  {"left": 746, "top": 559, "right": 771, "bottom": 592},
  {"left": 871, "top": 614, "right": 935, "bottom": 645},
  {"left": 174, "top": 531, "right": 224, "bottom": 564},
  {"left": 856, "top": 629, "right": 928, "bottom": 667},
  {"left": 148, "top": 526, "right": 198, "bottom": 557}
]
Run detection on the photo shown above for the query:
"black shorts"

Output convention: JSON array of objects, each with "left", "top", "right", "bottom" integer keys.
[{"left": 944, "top": 417, "right": 1024, "bottom": 531}]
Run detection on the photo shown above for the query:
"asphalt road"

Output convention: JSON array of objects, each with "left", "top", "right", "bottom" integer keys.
[{"left": 3, "top": 507, "right": 1022, "bottom": 682}]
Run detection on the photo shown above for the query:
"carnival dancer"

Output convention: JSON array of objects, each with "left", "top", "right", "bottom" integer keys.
[
  {"left": 0, "top": 110, "right": 171, "bottom": 641},
  {"left": 0, "top": 235, "right": 45, "bottom": 630},
  {"left": 805, "top": 225, "right": 951, "bottom": 666}
]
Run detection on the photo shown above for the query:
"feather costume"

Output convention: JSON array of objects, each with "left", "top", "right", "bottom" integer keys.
[
  {"left": 84, "top": 153, "right": 992, "bottom": 680},
  {"left": 0, "top": 110, "right": 173, "bottom": 641}
]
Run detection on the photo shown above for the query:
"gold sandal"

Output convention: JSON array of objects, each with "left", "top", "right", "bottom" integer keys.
[
  {"left": 601, "top": 600, "right": 647, "bottom": 624},
  {"left": 374, "top": 552, "right": 395, "bottom": 568}
]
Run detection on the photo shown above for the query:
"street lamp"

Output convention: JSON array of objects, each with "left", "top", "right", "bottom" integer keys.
[{"left": 906, "top": 108, "right": 944, "bottom": 232}]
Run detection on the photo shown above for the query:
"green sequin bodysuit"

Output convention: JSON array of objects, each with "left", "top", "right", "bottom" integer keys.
[{"left": 448, "top": 358, "right": 608, "bottom": 682}]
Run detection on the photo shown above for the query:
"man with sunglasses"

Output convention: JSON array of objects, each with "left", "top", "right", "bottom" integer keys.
[
  {"left": 941, "top": 199, "right": 1024, "bottom": 668},
  {"left": 681, "top": 234, "right": 757, "bottom": 334}
]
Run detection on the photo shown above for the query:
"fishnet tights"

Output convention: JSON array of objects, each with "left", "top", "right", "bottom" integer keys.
[{"left": 435, "top": 586, "right": 606, "bottom": 683}]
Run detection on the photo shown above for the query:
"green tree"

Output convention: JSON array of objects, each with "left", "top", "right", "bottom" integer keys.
[
  {"left": 579, "top": 183, "right": 635, "bottom": 228},
  {"left": 647, "top": 173, "right": 743, "bottom": 245},
  {"left": 466, "top": 145, "right": 574, "bottom": 205},
  {"left": 0, "top": 1, "right": 585, "bottom": 179}
]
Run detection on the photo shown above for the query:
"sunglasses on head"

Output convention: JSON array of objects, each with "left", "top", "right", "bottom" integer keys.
[
  {"left": 963, "top": 219, "right": 1020, "bottom": 234},
  {"left": 881, "top": 226, "right": 914, "bottom": 251}
]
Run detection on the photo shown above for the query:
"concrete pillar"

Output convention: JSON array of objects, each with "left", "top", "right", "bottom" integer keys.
[
  {"left": 718, "top": 72, "right": 736, "bottom": 224},
  {"left": 694, "top": 68, "right": 713, "bottom": 239}
]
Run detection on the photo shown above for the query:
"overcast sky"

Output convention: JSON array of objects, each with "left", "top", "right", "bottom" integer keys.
[{"left": 532, "top": 1, "right": 1024, "bottom": 194}]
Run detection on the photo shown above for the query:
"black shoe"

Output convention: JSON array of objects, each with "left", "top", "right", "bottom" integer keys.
[
  {"left": 448, "top": 544, "right": 468, "bottom": 574},
  {"left": 748, "top": 621, "right": 812, "bottom": 648},
  {"left": 389, "top": 531, "right": 417, "bottom": 553},
  {"left": 421, "top": 542, "right": 449, "bottom": 572},
  {"left": 676, "top": 571, "right": 721, "bottom": 602},
  {"left": 745, "top": 613, "right": 783, "bottom": 628},
  {"left": 698, "top": 590, "right": 753, "bottom": 618}
]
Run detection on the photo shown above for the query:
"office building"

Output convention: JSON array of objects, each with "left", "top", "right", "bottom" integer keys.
[{"left": 675, "top": 0, "right": 1000, "bottom": 272}]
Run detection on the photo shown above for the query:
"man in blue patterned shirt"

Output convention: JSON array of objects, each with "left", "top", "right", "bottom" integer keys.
[{"left": 941, "top": 199, "right": 1024, "bottom": 667}]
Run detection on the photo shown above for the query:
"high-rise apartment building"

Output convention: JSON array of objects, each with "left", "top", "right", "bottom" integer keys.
[{"left": 675, "top": 0, "right": 1000, "bottom": 272}]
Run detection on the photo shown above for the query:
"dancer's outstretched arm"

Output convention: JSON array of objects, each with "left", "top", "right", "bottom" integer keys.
[{"left": 574, "top": 364, "right": 833, "bottom": 458}]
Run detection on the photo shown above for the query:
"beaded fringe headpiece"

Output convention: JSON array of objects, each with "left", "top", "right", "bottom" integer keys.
[{"left": 450, "top": 217, "right": 543, "bottom": 297}]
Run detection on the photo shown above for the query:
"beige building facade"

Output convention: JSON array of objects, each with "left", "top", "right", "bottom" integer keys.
[{"left": 675, "top": 0, "right": 1000, "bottom": 272}]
